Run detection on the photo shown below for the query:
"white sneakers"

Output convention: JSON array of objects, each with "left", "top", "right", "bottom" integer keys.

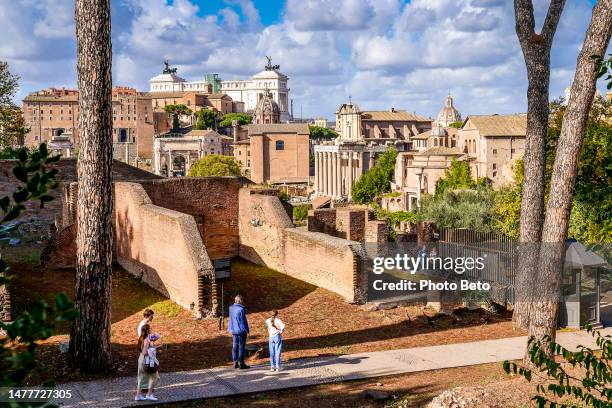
[{"left": 134, "top": 394, "right": 158, "bottom": 402}]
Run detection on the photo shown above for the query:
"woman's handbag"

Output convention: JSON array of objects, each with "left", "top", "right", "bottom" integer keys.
[{"left": 144, "top": 356, "right": 159, "bottom": 374}]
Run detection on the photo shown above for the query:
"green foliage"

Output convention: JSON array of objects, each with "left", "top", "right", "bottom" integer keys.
[
  {"left": 219, "top": 112, "right": 252, "bottom": 128},
  {"left": 503, "top": 325, "right": 611, "bottom": 408},
  {"left": 188, "top": 154, "right": 241, "bottom": 177},
  {"left": 352, "top": 147, "right": 398, "bottom": 204},
  {"left": 309, "top": 125, "right": 338, "bottom": 140},
  {"left": 193, "top": 109, "right": 217, "bottom": 130},
  {"left": 292, "top": 204, "right": 310, "bottom": 223},
  {"left": 448, "top": 121, "right": 463, "bottom": 129},
  {"left": 592, "top": 53, "right": 612, "bottom": 89},
  {"left": 493, "top": 160, "right": 524, "bottom": 240},
  {"left": 435, "top": 159, "right": 477, "bottom": 196},
  {"left": 0, "top": 144, "right": 76, "bottom": 398},
  {"left": 374, "top": 206, "right": 417, "bottom": 240},
  {"left": 418, "top": 188, "right": 496, "bottom": 232},
  {"left": 0, "top": 62, "right": 24, "bottom": 150},
  {"left": 164, "top": 104, "right": 192, "bottom": 131}
]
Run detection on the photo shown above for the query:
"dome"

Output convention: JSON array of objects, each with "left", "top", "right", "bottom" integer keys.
[
  {"left": 253, "top": 90, "right": 280, "bottom": 124},
  {"left": 436, "top": 94, "right": 461, "bottom": 127}
]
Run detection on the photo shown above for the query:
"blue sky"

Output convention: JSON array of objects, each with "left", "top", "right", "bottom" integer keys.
[{"left": 0, "top": 0, "right": 608, "bottom": 120}]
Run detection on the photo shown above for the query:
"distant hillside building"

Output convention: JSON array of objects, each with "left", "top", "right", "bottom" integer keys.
[
  {"left": 22, "top": 87, "right": 156, "bottom": 162},
  {"left": 435, "top": 94, "right": 462, "bottom": 127},
  {"left": 149, "top": 58, "right": 291, "bottom": 122},
  {"left": 313, "top": 100, "right": 432, "bottom": 199},
  {"left": 386, "top": 113, "right": 527, "bottom": 211},
  {"left": 233, "top": 123, "right": 310, "bottom": 184}
]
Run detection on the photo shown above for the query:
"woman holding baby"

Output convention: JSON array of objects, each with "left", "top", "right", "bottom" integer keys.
[{"left": 135, "top": 323, "right": 161, "bottom": 401}]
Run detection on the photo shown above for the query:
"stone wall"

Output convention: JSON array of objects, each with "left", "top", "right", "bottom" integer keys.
[
  {"left": 308, "top": 207, "right": 387, "bottom": 243},
  {"left": 0, "top": 158, "right": 160, "bottom": 224},
  {"left": 140, "top": 177, "right": 247, "bottom": 260},
  {"left": 114, "top": 182, "right": 215, "bottom": 316},
  {"left": 239, "top": 188, "right": 366, "bottom": 303}
]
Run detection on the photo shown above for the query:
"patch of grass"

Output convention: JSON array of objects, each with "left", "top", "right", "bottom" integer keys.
[{"left": 151, "top": 299, "right": 183, "bottom": 318}]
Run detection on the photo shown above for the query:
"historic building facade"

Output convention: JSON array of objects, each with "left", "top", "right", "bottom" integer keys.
[
  {"left": 386, "top": 113, "right": 527, "bottom": 211},
  {"left": 435, "top": 94, "right": 462, "bottom": 127},
  {"left": 153, "top": 129, "right": 230, "bottom": 177},
  {"left": 313, "top": 100, "right": 432, "bottom": 199},
  {"left": 149, "top": 58, "right": 291, "bottom": 122},
  {"left": 233, "top": 123, "right": 309, "bottom": 184},
  {"left": 22, "top": 87, "right": 156, "bottom": 162}
]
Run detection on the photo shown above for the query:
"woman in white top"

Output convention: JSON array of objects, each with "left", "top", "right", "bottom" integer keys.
[{"left": 265, "top": 310, "right": 285, "bottom": 372}]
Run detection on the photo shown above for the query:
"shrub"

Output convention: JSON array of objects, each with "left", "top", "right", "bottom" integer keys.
[{"left": 188, "top": 154, "right": 241, "bottom": 177}]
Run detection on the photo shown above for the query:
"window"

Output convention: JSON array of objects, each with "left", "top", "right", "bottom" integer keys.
[
  {"left": 492, "top": 163, "right": 497, "bottom": 170},
  {"left": 492, "top": 171, "right": 497, "bottom": 178},
  {"left": 492, "top": 149, "right": 498, "bottom": 155},
  {"left": 275, "top": 140, "right": 284, "bottom": 150}
]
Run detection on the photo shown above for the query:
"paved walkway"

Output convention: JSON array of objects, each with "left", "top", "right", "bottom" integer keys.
[{"left": 54, "top": 329, "right": 610, "bottom": 407}]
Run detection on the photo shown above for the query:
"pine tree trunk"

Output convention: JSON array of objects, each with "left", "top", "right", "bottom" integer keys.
[
  {"left": 527, "top": 0, "right": 612, "bottom": 358},
  {"left": 68, "top": 0, "right": 114, "bottom": 372},
  {"left": 512, "top": 0, "right": 565, "bottom": 330}
]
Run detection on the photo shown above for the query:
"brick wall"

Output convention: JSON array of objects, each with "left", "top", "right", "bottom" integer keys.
[
  {"left": 0, "top": 158, "right": 160, "bottom": 224},
  {"left": 336, "top": 208, "right": 366, "bottom": 241},
  {"left": 114, "top": 182, "right": 216, "bottom": 317},
  {"left": 307, "top": 208, "right": 336, "bottom": 236},
  {"left": 239, "top": 187, "right": 366, "bottom": 303},
  {"left": 140, "top": 177, "right": 246, "bottom": 260}
]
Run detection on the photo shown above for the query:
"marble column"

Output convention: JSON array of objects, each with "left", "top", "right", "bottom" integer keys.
[
  {"left": 347, "top": 152, "right": 354, "bottom": 199},
  {"left": 323, "top": 152, "right": 329, "bottom": 195},
  {"left": 331, "top": 152, "right": 338, "bottom": 198},
  {"left": 167, "top": 150, "right": 173, "bottom": 176},
  {"left": 314, "top": 151, "right": 319, "bottom": 194},
  {"left": 336, "top": 152, "right": 342, "bottom": 199}
]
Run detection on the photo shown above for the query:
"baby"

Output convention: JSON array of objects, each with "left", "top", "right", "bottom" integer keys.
[{"left": 147, "top": 333, "right": 161, "bottom": 368}]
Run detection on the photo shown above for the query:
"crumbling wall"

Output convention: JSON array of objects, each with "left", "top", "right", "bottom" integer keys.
[
  {"left": 114, "top": 182, "right": 215, "bottom": 316},
  {"left": 140, "top": 177, "right": 245, "bottom": 260},
  {"left": 239, "top": 188, "right": 366, "bottom": 303}
]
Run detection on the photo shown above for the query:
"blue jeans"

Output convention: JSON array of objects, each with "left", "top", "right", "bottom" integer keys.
[
  {"left": 232, "top": 333, "right": 247, "bottom": 365},
  {"left": 269, "top": 334, "right": 282, "bottom": 368}
]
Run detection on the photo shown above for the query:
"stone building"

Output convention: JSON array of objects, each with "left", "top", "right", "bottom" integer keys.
[
  {"left": 313, "top": 100, "right": 432, "bottom": 199},
  {"left": 386, "top": 113, "right": 527, "bottom": 211},
  {"left": 153, "top": 129, "right": 230, "bottom": 177},
  {"left": 22, "top": 87, "right": 156, "bottom": 162},
  {"left": 233, "top": 123, "right": 310, "bottom": 184},
  {"left": 149, "top": 58, "right": 291, "bottom": 121},
  {"left": 458, "top": 114, "right": 526, "bottom": 187},
  {"left": 149, "top": 91, "right": 235, "bottom": 116}
]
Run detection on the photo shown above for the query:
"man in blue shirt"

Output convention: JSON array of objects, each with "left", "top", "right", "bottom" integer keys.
[{"left": 228, "top": 294, "right": 250, "bottom": 369}]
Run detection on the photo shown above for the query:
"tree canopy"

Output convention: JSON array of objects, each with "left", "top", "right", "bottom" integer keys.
[
  {"left": 448, "top": 121, "right": 463, "bottom": 129},
  {"left": 164, "top": 104, "right": 192, "bottom": 131},
  {"left": 219, "top": 112, "right": 252, "bottom": 128},
  {"left": 309, "top": 125, "right": 338, "bottom": 140},
  {"left": 188, "top": 154, "right": 241, "bottom": 177},
  {"left": 351, "top": 147, "right": 397, "bottom": 204},
  {"left": 0, "top": 62, "right": 25, "bottom": 149},
  {"left": 193, "top": 109, "right": 217, "bottom": 130},
  {"left": 434, "top": 159, "right": 477, "bottom": 195}
]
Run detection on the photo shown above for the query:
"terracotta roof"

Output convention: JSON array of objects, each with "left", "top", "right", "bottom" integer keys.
[
  {"left": 361, "top": 110, "right": 430, "bottom": 122},
  {"left": 23, "top": 94, "right": 78, "bottom": 102},
  {"left": 246, "top": 123, "right": 310, "bottom": 135},
  {"left": 414, "top": 147, "right": 463, "bottom": 156},
  {"left": 464, "top": 114, "right": 527, "bottom": 137},
  {"left": 413, "top": 131, "right": 431, "bottom": 140}
]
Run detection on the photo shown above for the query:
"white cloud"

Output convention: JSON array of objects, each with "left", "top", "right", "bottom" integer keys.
[{"left": 0, "top": 0, "right": 606, "bottom": 119}]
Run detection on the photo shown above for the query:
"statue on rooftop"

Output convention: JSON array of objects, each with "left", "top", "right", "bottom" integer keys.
[
  {"left": 265, "top": 56, "right": 280, "bottom": 71},
  {"left": 163, "top": 60, "right": 178, "bottom": 74}
]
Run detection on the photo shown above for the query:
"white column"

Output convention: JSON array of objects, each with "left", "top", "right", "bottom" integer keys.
[
  {"left": 347, "top": 152, "right": 354, "bottom": 199},
  {"left": 336, "top": 152, "right": 342, "bottom": 199},
  {"left": 314, "top": 151, "right": 320, "bottom": 194},
  {"left": 331, "top": 152, "right": 338, "bottom": 198},
  {"left": 324, "top": 152, "right": 330, "bottom": 195},
  {"left": 154, "top": 146, "right": 161, "bottom": 175}
]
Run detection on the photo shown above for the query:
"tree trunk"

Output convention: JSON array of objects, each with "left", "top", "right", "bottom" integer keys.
[
  {"left": 512, "top": 0, "right": 565, "bottom": 330},
  {"left": 68, "top": 0, "right": 114, "bottom": 372},
  {"left": 527, "top": 0, "right": 612, "bottom": 357}
]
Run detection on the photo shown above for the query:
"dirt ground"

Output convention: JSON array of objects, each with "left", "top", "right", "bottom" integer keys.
[{"left": 5, "top": 243, "right": 525, "bottom": 385}]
